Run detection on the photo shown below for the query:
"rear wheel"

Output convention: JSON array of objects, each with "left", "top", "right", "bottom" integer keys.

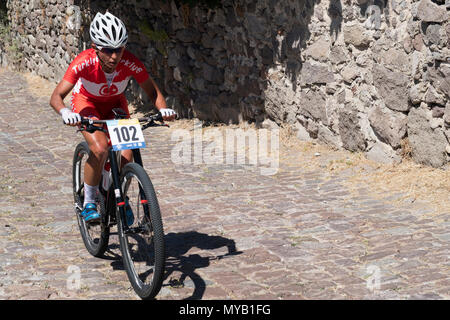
[
  {"left": 117, "top": 163, "right": 165, "bottom": 299},
  {"left": 72, "top": 141, "right": 110, "bottom": 257}
]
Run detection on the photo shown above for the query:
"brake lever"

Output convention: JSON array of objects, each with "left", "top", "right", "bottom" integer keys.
[
  {"left": 160, "top": 119, "right": 170, "bottom": 128},
  {"left": 141, "top": 116, "right": 170, "bottom": 130},
  {"left": 142, "top": 122, "right": 152, "bottom": 131},
  {"left": 77, "top": 123, "right": 107, "bottom": 134}
]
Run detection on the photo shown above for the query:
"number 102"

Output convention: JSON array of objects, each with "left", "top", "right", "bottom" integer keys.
[{"left": 113, "top": 126, "right": 139, "bottom": 143}]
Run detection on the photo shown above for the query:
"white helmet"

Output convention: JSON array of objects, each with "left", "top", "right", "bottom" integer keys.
[{"left": 90, "top": 12, "right": 128, "bottom": 48}]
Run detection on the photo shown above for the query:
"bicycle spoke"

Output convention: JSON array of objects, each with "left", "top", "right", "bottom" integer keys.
[
  {"left": 122, "top": 173, "right": 157, "bottom": 287},
  {"left": 73, "top": 142, "right": 109, "bottom": 257},
  {"left": 118, "top": 162, "right": 165, "bottom": 300},
  {"left": 71, "top": 115, "right": 167, "bottom": 299}
]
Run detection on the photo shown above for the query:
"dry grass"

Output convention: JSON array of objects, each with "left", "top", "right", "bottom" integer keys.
[
  {"left": 22, "top": 71, "right": 73, "bottom": 104},
  {"left": 15, "top": 69, "right": 450, "bottom": 214},
  {"left": 277, "top": 123, "right": 450, "bottom": 214},
  {"left": 23, "top": 72, "right": 55, "bottom": 97},
  {"left": 352, "top": 159, "right": 449, "bottom": 213}
]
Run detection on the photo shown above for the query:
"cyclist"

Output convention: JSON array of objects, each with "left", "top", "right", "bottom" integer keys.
[{"left": 50, "top": 11, "right": 176, "bottom": 223}]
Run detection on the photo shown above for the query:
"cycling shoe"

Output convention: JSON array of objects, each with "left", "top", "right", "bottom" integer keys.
[{"left": 81, "top": 203, "right": 101, "bottom": 223}]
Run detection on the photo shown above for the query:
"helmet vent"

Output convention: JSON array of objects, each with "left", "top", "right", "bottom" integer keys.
[{"left": 90, "top": 12, "right": 128, "bottom": 48}]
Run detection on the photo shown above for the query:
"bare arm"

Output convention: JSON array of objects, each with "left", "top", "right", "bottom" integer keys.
[
  {"left": 49, "top": 79, "right": 80, "bottom": 126},
  {"left": 50, "top": 79, "right": 75, "bottom": 114},
  {"left": 139, "top": 77, "right": 175, "bottom": 121}
]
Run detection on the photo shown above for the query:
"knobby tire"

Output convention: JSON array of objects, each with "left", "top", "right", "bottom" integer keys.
[
  {"left": 72, "top": 141, "right": 110, "bottom": 257},
  {"left": 117, "top": 163, "right": 165, "bottom": 299}
]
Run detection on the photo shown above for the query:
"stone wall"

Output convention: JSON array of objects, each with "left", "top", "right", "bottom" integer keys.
[
  {"left": 3, "top": 0, "right": 82, "bottom": 80},
  {"left": 1, "top": 0, "right": 449, "bottom": 168}
]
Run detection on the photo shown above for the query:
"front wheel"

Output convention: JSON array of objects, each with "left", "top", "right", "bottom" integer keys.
[
  {"left": 117, "top": 163, "right": 165, "bottom": 299},
  {"left": 72, "top": 141, "right": 110, "bottom": 257}
]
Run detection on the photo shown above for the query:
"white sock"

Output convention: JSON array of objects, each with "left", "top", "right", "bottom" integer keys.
[{"left": 83, "top": 183, "right": 98, "bottom": 207}]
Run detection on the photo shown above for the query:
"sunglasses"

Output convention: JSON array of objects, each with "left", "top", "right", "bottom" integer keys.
[{"left": 98, "top": 46, "right": 124, "bottom": 54}]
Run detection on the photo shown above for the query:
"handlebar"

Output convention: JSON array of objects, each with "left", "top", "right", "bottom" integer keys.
[
  {"left": 80, "top": 112, "right": 164, "bottom": 125},
  {"left": 78, "top": 112, "right": 168, "bottom": 134}
]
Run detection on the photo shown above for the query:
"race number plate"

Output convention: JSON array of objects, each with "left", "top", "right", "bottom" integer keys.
[{"left": 106, "top": 119, "right": 146, "bottom": 151}]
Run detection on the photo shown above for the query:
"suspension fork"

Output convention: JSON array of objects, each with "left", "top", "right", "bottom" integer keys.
[
  {"left": 132, "top": 149, "right": 143, "bottom": 167},
  {"left": 109, "top": 147, "right": 129, "bottom": 232},
  {"left": 132, "top": 149, "right": 150, "bottom": 215}
]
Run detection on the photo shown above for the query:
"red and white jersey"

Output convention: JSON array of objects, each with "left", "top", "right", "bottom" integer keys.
[{"left": 63, "top": 48, "right": 149, "bottom": 101}]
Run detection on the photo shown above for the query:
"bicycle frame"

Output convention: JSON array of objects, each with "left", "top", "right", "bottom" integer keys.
[
  {"left": 74, "top": 111, "right": 168, "bottom": 299},
  {"left": 104, "top": 146, "right": 148, "bottom": 234},
  {"left": 79, "top": 112, "right": 166, "bottom": 233}
]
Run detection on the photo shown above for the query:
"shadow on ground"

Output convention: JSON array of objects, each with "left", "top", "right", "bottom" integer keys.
[
  {"left": 102, "top": 230, "right": 241, "bottom": 300},
  {"left": 163, "top": 231, "right": 242, "bottom": 300}
]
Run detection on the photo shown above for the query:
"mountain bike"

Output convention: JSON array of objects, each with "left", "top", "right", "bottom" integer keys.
[{"left": 72, "top": 109, "right": 167, "bottom": 299}]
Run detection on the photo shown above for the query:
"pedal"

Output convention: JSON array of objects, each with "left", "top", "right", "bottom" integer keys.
[
  {"left": 124, "top": 226, "right": 145, "bottom": 235},
  {"left": 74, "top": 203, "right": 83, "bottom": 213},
  {"left": 86, "top": 220, "right": 101, "bottom": 226}
]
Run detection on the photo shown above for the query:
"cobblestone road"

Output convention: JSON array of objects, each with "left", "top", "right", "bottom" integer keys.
[{"left": 0, "top": 69, "right": 448, "bottom": 300}]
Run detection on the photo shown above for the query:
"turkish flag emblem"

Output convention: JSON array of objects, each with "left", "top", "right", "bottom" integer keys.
[{"left": 99, "top": 84, "right": 118, "bottom": 96}]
